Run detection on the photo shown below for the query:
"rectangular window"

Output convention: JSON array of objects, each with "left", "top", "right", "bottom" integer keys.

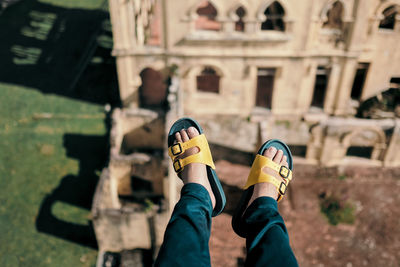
[
  {"left": 311, "top": 66, "right": 330, "bottom": 108},
  {"left": 346, "top": 146, "right": 373, "bottom": 158},
  {"left": 351, "top": 63, "right": 369, "bottom": 100},
  {"left": 288, "top": 145, "right": 307, "bottom": 158},
  {"left": 256, "top": 68, "right": 276, "bottom": 109},
  {"left": 196, "top": 67, "right": 220, "bottom": 93}
]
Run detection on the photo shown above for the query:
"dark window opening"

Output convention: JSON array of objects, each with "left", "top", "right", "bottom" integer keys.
[
  {"left": 323, "top": 1, "right": 344, "bottom": 30},
  {"left": 311, "top": 66, "right": 330, "bottom": 108},
  {"left": 196, "top": 67, "right": 220, "bottom": 93},
  {"left": 256, "top": 68, "right": 276, "bottom": 109},
  {"left": 351, "top": 63, "right": 369, "bottom": 100},
  {"left": 346, "top": 146, "right": 373, "bottom": 158},
  {"left": 139, "top": 68, "right": 167, "bottom": 108},
  {"left": 261, "top": 1, "right": 285, "bottom": 31},
  {"left": 379, "top": 5, "right": 398, "bottom": 30},
  {"left": 390, "top": 77, "right": 400, "bottom": 88},
  {"left": 195, "top": 1, "right": 221, "bottom": 31},
  {"left": 288, "top": 145, "right": 307, "bottom": 157},
  {"left": 235, "top": 6, "right": 246, "bottom": 32}
]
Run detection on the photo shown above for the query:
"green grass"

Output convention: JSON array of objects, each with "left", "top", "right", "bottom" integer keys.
[
  {"left": 0, "top": 84, "right": 106, "bottom": 266},
  {"left": 39, "top": 0, "right": 106, "bottom": 10},
  {"left": 320, "top": 193, "right": 356, "bottom": 226},
  {"left": 0, "top": 0, "right": 114, "bottom": 265}
]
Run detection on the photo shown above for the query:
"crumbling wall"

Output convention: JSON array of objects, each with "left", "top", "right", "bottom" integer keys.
[
  {"left": 93, "top": 108, "right": 170, "bottom": 259},
  {"left": 193, "top": 114, "right": 400, "bottom": 168}
]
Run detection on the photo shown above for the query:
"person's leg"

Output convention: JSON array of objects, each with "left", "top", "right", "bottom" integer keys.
[
  {"left": 243, "top": 147, "right": 298, "bottom": 267},
  {"left": 155, "top": 183, "right": 213, "bottom": 267},
  {"left": 155, "top": 127, "right": 216, "bottom": 267},
  {"left": 243, "top": 197, "right": 298, "bottom": 267}
]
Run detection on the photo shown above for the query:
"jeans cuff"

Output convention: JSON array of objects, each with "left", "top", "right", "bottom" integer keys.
[
  {"left": 243, "top": 196, "right": 278, "bottom": 219},
  {"left": 180, "top": 183, "right": 213, "bottom": 212}
]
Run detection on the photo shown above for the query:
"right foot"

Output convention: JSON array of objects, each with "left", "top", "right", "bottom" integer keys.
[
  {"left": 173, "top": 127, "right": 216, "bottom": 208},
  {"left": 247, "top": 146, "right": 289, "bottom": 208}
]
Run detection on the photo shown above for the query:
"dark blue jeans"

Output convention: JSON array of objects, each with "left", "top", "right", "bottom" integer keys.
[{"left": 155, "top": 183, "right": 298, "bottom": 267}]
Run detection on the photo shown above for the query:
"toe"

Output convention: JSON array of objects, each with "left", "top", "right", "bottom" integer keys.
[
  {"left": 180, "top": 129, "right": 190, "bottom": 142},
  {"left": 280, "top": 155, "right": 288, "bottom": 166},
  {"left": 175, "top": 132, "right": 183, "bottom": 143},
  {"left": 187, "top": 126, "right": 200, "bottom": 139},
  {"left": 264, "top": 147, "right": 277, "bottom": 159},
  {"left": 273, "top": 149, "right": 284, "bottom": 163},
  {"left": 283, "top": 159, "right": 289, "bottom": 168}
]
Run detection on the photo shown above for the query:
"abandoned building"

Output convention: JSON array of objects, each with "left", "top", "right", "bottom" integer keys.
[{"left": 92, "top": 0, "right": 400, "bottom": 265}]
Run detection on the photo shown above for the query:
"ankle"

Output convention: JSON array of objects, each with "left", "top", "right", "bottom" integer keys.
[{"left": 249, "top": 183, "right": 278, "bottom": 206}]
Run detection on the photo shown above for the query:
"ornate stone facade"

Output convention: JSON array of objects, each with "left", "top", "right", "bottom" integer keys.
[
  {"left": 109, "top": 0, "right": 400, "bottom": 116},
  {"left": 92, "top": 1, "right": 400, "bottom": 264}
]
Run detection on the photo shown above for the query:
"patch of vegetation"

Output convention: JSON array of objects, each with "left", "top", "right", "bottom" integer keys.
[
  {"left": 0, "top": 0, "right": 116, "bottom": 266},
  {"left": 39, "top": 0, "right": 106, "bottom": 10},
  {"left": 338, "top": 175, "right": 346, "bottom": 180},
  {"left": 0, "top": 85, "right": 106, "bottom": 267},
  {"left": 319, "top": 192, "right": 355, "bottom": 225}
]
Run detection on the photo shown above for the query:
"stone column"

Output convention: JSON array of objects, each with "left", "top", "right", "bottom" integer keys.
[
  {"left": 395, "top": 14, "right": 400, "bottom": 32},
  {"left": 247, "top": 65, "right": 258, "bottom": 110},
  {"left": 324, "top": 57, "right": 341, "bottom": 114},
  {"left": 304, "top": 18, "right": 322, "bottom": 50},
  {"left": 333, "top": 58, "right": 358, "bottom": 116},
  {"left": 297, "top": 60, "right": 318, "bottom": 112},
  {"left": 383, "top": 119, "right": 400, "bottom": 167},
  {"left": 115, "top": 56, "right": 140, "bottom": 108},
  {"left": 244, "top": 19, "right": 258, "bottom": 34},
  {"left": 306, "top": 124, "right": 323, "bottom": 164},
  {"left": 218, "top": 15, "right": 233, "bottom": 32}
]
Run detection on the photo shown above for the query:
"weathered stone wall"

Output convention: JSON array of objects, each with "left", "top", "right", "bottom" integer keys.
[
  {"left": 93, "top": 108, "right": 172, "bottom": 256},
  {"left": 195, "top": 114, "right": 400, "bottom": 167}
]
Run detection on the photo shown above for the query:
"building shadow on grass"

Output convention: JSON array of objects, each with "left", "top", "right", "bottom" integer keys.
[
  {"left": 36, "top": 132, "right": 109, "bottom": 249},
  {"left": 0, "top": 0, "right": 120, "bottom": 106}
]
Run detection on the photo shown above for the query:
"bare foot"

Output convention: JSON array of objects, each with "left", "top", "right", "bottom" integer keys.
[
  {"left": 247, "top": 146, "right": 289, "bottom": 207},
  {"left": 174, "top": 127, "right": 216, "bottom": 208}
]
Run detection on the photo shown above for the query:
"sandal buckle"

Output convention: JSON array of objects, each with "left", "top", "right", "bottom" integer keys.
[
  {"left": 279, "top": 182, "right": 287, "bottom": 195},
  {"left": 171, "top": 143, "right": 183, "bottom": 156},
  {"left": 173, "top": 159, "right": 183, "bottom": 172},
  {"left": 279, "top": 166, "right": 290, "bottom": 178}
]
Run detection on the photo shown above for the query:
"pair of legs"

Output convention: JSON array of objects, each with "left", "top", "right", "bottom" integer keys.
[{"left": 155, "top": 127, "right": 298, "bottom": 266}]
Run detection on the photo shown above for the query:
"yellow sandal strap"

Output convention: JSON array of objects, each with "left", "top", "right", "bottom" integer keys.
[
  {"left": 243, "top": 154, "right": 292, "bottom": 202},
  {"left": 168, "top": 134, "right": 215, "bottom": 173}
]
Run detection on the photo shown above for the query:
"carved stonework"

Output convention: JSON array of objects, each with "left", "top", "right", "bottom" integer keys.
[{"left": 132, "top": 0, "right": 156, "bottom": 46}]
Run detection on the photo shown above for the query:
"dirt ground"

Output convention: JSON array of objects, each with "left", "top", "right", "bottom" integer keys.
[{"left": 209, "top": 160, "right": 400, "bottom": 267}]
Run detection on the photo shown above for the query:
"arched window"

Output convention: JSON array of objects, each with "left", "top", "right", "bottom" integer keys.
[
  {"left": 342, "top": 129, "right": 386, "bottom": 161},
  {"left": 195, "top": 1, "right": 221, "bottom": 31},
  {"left": 323, "top": 1, "right": 344, "bottom": 30},
  {"left": 139, "top": 68, "right": 167, "bottom": 108},
  {"left": 261, "top": 1, "right": 285, "bottom": 31},
  {"left": 196, "top": 67, "right": 220, "bottom": 93},
  {"left": 235, "top": 6, "right": 246, "bottom": 32},
  {"left": 379, "top": 5, "right": 398, "bottom": 30}
]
